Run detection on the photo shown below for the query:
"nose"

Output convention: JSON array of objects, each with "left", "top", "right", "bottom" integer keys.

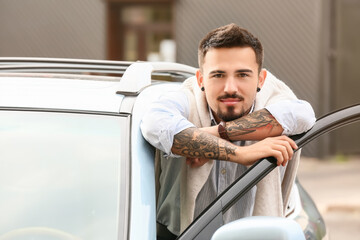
[{"left": 223, "top": 77, "right": 237, "bottom": 95}]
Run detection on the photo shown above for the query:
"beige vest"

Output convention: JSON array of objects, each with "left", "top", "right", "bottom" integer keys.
[{"left": 156, "top": 70, "right": 301, "bottom": 233}]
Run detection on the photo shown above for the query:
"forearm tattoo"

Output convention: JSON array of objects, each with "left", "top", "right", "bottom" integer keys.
[
  {"left": 227, "top": 109, "right": 280, "bottom": 138},
  {"left": 172, "top": 128, "right": 237, "bottom": 161}
]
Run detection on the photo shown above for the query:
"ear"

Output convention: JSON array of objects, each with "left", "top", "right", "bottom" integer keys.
[
  {"left": 196, "top": 69, "right": 203, "bottom": 88},
  {"left": 258, "top": 69, "right": 267, "bottom": 88}
]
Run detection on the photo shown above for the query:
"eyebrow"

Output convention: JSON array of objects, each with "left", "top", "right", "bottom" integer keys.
[
  {"left": 209, "top": 70, "right": 225, "bottom": 75},
  {"left": 235, "top": 69, "right": 253, "bottom": 74},
  {"left": 209, "top": 69, "right": 253, "bottom": 75}
]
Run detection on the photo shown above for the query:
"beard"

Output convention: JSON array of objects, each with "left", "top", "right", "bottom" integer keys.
[
  {"left": 216, "top": 93, "right": 251, "bottom": 121},
  {"left": 216, "top": 105, "right": 249, "bottom": 121}
]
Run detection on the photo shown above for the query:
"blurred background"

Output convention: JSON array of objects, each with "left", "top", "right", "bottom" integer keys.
[
  {"left": 0, "top": 0, "right": 360, "bottom": 239},
  {"left": 0, "top": 0, "right": 359, "bottom": 239}
]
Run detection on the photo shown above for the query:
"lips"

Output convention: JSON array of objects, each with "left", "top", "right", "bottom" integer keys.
[
  {"left": 218, "top": 93, "right": 244, "bottom": 106},
  {"left": 220, "top": 98, "right": 242, "bottom": 106}
]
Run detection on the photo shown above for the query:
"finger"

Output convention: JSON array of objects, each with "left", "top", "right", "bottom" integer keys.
[
  {"left": 269, "top": 142, "right": 287, "bottom": 161},
  {"left": 278, "top": 135, "right": 298, "bottom": 150},
  {"left": 278, "top": 140, "right": 294, "bottom": 166},
  {"left": 280, "top": 143, "right": 290, "bottom": 161},
  {"left": 287, "top": 138, "right": 298, "bottom": 150},
  {"left": 191, "top": 158, "right": 199, "bottom": 167},
  {"left": 263, "top": 145, "right": 282, "bottom": 166},
  {"left": 271, "top": 142, "right": 292, "bottom": 166},
  {"left": 286, "top": 144, "right": 294, "bottom": 162},
  {"left": 186, "top": 158, "right": 198, "bottom": 168},
  {"left": 274, "top": 138, "right": 294, "bottom": 157},
  {"left": 190, "top": 158, "right": 201, "bottom": 168},
  {"left": 279, "top": 140, "right": 293, "bottom": 161},
  {"left": 283, "top": 139, "right": 295, "bottom": 161},
  {"left": 271, "top": 150, "right": 284, "bottom": 166},
  {"left": 190, "top": 158, "right": 209, "bottom": 168},
  {"left": 198, "top": 158, "right": 209, "bottom": 166},
  {"left": 278, "top": 141, "right": 293, "bottom": 166}
]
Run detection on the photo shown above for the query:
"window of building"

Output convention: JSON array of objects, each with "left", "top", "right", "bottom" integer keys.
[{"left": 106, "top": 0, "right": 175, "bottom": 62}]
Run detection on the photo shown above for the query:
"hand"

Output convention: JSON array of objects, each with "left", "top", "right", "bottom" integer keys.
[
  {"left": 237, "top": 135, "right": 298, "bottom": 166},
  {"left": 186, "top": 157, "right": 209, "bottom": 168}
]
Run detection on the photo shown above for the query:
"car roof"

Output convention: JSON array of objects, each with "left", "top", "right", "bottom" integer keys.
[
  {"left": 0, "top": 58, "right": 197, "bottom": 113},
  {"left": 0, "top": 74, "right": 124, "bottom": 113}
]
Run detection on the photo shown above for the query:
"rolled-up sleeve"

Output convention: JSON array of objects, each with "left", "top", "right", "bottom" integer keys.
[
  {"left": 140, "top": 91, "right": 194, "bottom": 155},
  {"left": 265, "top": 99, "right": 316, "bottom": 136}
]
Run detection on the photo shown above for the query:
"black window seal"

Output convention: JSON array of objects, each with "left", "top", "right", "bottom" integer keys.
[{"left": 0, "top": 106, "right": 130, "bottom": 117}]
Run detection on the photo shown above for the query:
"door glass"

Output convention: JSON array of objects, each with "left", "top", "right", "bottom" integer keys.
[{"left": 0, "top": 110, "right": 129, "bottom": 240}]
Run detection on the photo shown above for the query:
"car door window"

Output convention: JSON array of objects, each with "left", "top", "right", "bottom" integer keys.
[{"left": 0, "top": 110, "right": 129, "bottom": 240}]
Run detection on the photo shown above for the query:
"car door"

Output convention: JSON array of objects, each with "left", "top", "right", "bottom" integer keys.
[{"left": 177, "top": 104, "right": 360, "bottom": 240}]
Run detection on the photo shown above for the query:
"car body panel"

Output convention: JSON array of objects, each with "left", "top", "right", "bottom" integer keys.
[{"left": 128, "top": 82, "right": 182, "bottom": 240}]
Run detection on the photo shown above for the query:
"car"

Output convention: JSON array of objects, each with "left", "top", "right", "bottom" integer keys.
[{"left": 0, "top": 57, "right": 359, "bottom": 240}]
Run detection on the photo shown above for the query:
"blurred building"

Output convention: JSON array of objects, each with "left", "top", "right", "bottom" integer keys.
[{"left": 0, "top": 0, "right": 359, "bottom": 157}]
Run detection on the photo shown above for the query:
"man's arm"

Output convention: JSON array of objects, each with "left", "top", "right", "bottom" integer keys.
[
  {"left": 172, "top": 127, "right": 237, "bottom": 161},
  {"left": 202, "top": 109, "right": 282, "bottom": 141},
  {"left": 226, "top": 109, "right": 283, "bottom": 139},
  {"left": 171, "top": 127, "right": 297, "bottom": 167},
  {"left": 202, "top": 100, "right": 316, "bottom": 142}
]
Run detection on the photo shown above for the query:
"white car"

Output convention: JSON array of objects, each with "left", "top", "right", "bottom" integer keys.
[{"left": 1, "top": 58, "right": 358, "bottom": 240}]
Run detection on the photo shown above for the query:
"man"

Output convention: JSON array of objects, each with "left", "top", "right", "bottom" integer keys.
[{"left": 141, "top": 23, "right": 315, "bottom": 239}]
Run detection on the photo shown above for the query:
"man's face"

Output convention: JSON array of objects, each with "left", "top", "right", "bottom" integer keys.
[{"left": 197, "top": 47, "right": 265, "bottom": 122}]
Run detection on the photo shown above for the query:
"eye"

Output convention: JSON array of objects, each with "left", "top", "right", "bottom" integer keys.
[
  {"left": 238, "top": 73, "right": 249, "bottom": 78},
  {"left": 212, "top": 73, "right": 224, "bottom": 78}
]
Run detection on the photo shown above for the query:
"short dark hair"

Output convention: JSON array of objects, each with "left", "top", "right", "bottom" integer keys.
[{"left": 198, "top": 23, "right": 264, "bottom": 73}]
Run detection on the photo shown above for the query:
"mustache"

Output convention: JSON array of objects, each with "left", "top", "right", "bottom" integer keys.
[{"left": 217, "top": 93, "right": 244, "bottom": 101}]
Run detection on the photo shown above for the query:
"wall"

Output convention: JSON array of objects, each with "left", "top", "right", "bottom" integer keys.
[
  {"left": 0, "top": 0, "right": 106, "bottom": 59},
  {"left": 331, "top": 0, "right": 360, "bottom": 154}
]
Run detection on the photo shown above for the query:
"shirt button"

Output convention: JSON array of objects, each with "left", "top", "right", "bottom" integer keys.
[{"left": 221, "top": 168, "right": 226, "bottom": 175}]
